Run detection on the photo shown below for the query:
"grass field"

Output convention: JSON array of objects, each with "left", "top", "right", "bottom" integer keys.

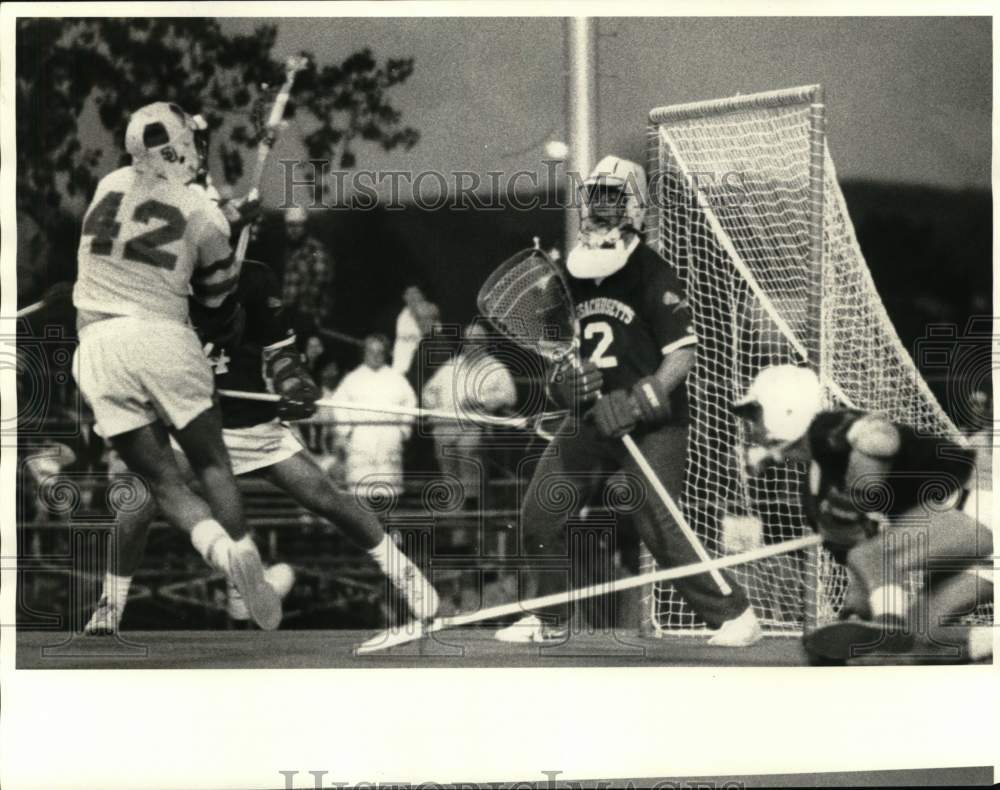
[{"left": 18, "top": 628, "right": 814, "bottom": 669}]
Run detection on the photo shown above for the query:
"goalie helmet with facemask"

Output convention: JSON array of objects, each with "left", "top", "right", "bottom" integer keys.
[
  {"left": 125, "top": 102, "right": 208, "bottom": 185},
  {"left": 567, "top": 155, "right": 649, "bottom": 280}
]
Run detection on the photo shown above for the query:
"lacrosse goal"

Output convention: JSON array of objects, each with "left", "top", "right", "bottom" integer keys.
[{"left": 641, "top": 85, "right": 968, "bottom": 635}]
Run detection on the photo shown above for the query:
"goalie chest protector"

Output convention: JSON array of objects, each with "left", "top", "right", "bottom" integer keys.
[{"left": 568, "top": 241, "right": 696, "bottom": 422}]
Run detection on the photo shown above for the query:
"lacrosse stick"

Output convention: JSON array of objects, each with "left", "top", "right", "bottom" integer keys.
[
  {"left": 216, "top": 388, "right": 566, "bottom": 433},
  {"left": 356, "top": 533, "right": 820, "bottom": 653},
  {"left": 15, "top": 300, "right": 47, "bottom": 319},
  {"left": 233, "top": 54, "right": 309, "bottom": 266},
  {"left": 477, "top": 247, "right": 732, "bottom": 595},
  {"left": 13, "top": 281, "right": 74, "bottom": 319}
]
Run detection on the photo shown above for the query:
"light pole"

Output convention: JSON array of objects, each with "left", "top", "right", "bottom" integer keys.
[{"left": 565, "top": 16, "right": 598, "bottom": 255}]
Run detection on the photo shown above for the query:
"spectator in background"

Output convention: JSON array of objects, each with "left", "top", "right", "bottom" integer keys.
[
  {"left": 392, "top": 285, "right": 441, "bottom": 377},
  {"left": 16, "top": 207, "right": 48, "bottom": 304},
  {"left": 297, "top": 359, "right": 342, "bottom": 476},
  {"left": 403, "top": 300, "right": 443, "bottom": 394},
  {"left": 319, "top": 360, "right": 342, "bottom": 399},
  {"left": 302, "top": 334, "right": 327, "bottom": 381},
  {"left": 422, "top": 321, "right": 517, "bottom": 509},
  {"left": 333, "top": 334, "right": 417, "bottom": 500},
  {"left": 281, "top": 205, "right": 334, "bottom": 335},
  {"left": 401, "top": 299, "right": 445, "bottom": 476}
]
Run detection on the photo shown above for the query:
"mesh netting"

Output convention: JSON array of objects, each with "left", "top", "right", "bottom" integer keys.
[
  {"left": 642, "top": 89, "right": 973, "bottom": 634},
  {"left": 477, "top": 247, "right": 577, "bottom": 363}
]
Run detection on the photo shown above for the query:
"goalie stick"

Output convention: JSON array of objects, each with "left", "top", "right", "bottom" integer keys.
[{"left": 355, "top": 534, "right": 822, "bottom": 654}]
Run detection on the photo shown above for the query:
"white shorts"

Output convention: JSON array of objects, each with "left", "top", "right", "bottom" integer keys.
[
  {"left": 220, "top": 420, "right": 305, "bottom": 476},
  {"left": 74, "top": 316, "right": 214, "bottom": 438}
]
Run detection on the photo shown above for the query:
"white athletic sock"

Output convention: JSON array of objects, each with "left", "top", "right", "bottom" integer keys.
[
  {"left": 103, "top": 572, "right": 132, "bottom": 605},
  {"left": 367, "top": 534, "right": 411, "bottom": 581},
  {"left": 190, "top": 519, "right": 233, "bottom": 574},
  {"left": 869, "top": 584, "right": 908, "bottom": 619}
]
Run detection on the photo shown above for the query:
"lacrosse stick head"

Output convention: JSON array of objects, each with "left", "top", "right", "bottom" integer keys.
[
  {"left": 252, "top": 56, "right": 310, "bottom": 141},
  {"left": 476, "top": 247, "right": 578, "bottom": 364},
  {"left": 284, "top": 54, "right": 310, "bottom": 78}
]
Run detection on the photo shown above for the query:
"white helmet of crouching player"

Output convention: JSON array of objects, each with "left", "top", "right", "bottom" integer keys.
[
  {"left": 125, "top": 101, "right": 208, "bottom": 185},
  {"left": 731, "top": 364, "right": 824, "bottom": 474},
  {"left": 567, "top": 155, "right": 650, "bottom": 280}
]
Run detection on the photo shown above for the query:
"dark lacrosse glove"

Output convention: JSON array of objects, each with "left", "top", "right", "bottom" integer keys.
[
  {"left": 265, "top": 347, "right": 320, "bottom": 421},
  {"left": 222, "top": 196, "right": 263, "bottom": 235},
  {"left": 586, "top": 389, "right": 639, "bottom": 439},
  {"left": 547, "top": 358, "right": 604, "bottom": 409}
]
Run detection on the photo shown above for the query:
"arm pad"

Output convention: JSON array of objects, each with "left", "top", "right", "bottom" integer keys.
[{"left": 630, "top": 375, "right": 672, "bottom": 424}]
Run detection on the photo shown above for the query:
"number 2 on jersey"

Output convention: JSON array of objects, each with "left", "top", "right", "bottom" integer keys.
[
  {"left": 82, "top": 190, "right": 185, "bottom": 270},
  {"left": 584, "top": 321, "right": 619, "bottom": 369}
]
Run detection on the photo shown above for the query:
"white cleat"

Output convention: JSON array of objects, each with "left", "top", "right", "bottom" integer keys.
[
  {"left": 228, "top": 563, "right": 296, "bottom": 621},
  {"left": 227, "top": 542, "right": 283, "bottom": 631},
  {"left": 707, "top": 607, "right": 764, "bottom": 647},
  {"left": 494, "top": 614, "right": 566, "bottom": 644},
  {"left": 397, "top": 563, "right": 440, "bottom": 621},
  {"left": 84, "top": 595, "right": 123, "bottom": 635}
]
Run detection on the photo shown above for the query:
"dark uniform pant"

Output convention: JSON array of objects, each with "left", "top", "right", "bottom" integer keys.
[{"left": 520, "top": 417, "right": 749, "bottom": 628}]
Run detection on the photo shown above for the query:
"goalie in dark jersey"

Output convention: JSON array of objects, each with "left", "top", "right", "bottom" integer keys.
[
  {"left": 85, "top": 257, "right": 439, "bottom": 633},
  {"left": 731, "top": 364, "right": 993, "bottom": 663},
  {"left": 496, "top": 156, "right": 761, "bottom": 645}
]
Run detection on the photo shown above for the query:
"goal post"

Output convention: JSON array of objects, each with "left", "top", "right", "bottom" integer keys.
[{"left": 641, "top": 85, "right": 962, "bottom": 636}]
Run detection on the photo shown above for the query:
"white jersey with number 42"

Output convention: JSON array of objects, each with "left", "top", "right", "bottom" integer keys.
[{"left": 74, "top": 166, "right": 237, "bottom": 330}]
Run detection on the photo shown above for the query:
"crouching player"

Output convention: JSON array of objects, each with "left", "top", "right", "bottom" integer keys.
[
  {"left": 74, "top": 101, "right": 282, "bottom": 631},
  {"left": 732, "top": 365, "right": 993, "bottom": 663},
  {"left": 86, "top": 257, "right": 439, "bottom": 633}
]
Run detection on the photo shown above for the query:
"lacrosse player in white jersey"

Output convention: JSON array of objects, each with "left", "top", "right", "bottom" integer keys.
[{"left": 73, "top": 101, "right": 284, "bottom": 630}]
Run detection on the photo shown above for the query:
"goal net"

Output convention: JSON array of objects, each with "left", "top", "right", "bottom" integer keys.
[{"left": 641, "top": 85, "right": 973, "bottom": 634}]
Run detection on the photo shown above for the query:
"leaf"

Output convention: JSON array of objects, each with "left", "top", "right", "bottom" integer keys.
[{"left": 17, "top": 19, "right": 419, "bottom": 223}]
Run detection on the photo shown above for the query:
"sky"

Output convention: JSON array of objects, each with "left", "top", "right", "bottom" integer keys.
[{"left": 218, "top": 15, "right": 992, "bottom": 205}]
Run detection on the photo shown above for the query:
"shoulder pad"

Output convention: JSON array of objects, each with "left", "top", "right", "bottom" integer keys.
[
  {"left": 846, "top": 414, "right": 901, "bottom": 458},
  {"left": 102, "top": 166, "right": 134, "bottom": 190}
]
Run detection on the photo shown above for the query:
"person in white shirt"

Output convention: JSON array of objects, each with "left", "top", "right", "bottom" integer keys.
[
  {"left": 334, "top": 334, "right": 418, "bottom": 499},
  {"left": 391, "top": 286, "right": 441, "bottom": 377},
  {"left": 392, "top": 285, "right": 427, "bottom": 375},
  {"left": 421, "top": 322, "right": 517, "bottom": 508}
]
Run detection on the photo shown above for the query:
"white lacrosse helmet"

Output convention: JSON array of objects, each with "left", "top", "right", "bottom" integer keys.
[
  {"left": 732, "top": 365, "right": 824, "bottom": 443},
  {"left": 568, "top": 156, "right": 649, "bottom": 279},
  {"left": 125, "top": 102, "right": 206, "bottom": 184}
]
